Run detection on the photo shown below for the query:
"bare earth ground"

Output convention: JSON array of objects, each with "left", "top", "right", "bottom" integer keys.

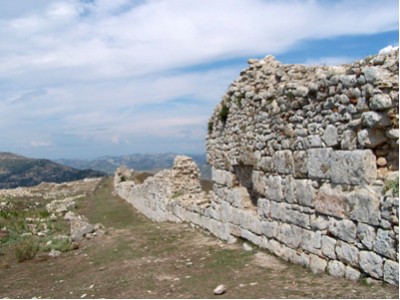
[{"left": 0, "top": 178, "right": 398, "bottom": 299}]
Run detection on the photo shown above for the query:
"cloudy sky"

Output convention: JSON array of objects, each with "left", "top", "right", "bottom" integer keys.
[{"left": 0, "top": 0, "right": 398, "bottom": 159}]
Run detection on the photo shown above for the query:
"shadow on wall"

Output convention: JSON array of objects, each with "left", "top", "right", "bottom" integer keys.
[{"left": 233, "top": 163, "right": 260, "bottom": 206}]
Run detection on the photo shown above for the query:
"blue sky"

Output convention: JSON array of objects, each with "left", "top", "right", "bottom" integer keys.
[{"left": 0, "top": 0, "right": 398, "bottom": 159}]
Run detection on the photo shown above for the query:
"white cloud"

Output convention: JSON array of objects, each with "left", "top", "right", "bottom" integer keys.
[
  {"left": 379, "top": 44, "right": 399, "bottom": 54},
  {"left": 0, "top": 0, "right": 398, "bottom": 158},
  {"left": 30, "top": 140, "right": 52, "bottom": 148}
]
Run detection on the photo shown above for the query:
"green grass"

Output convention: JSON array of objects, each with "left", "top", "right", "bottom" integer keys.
[
  {"left": 76, "top": 178, "right": 143, "bottom": 229},
  {"left": 385, "top": 177, "right": 399, "bottom": 196},
  {"left": 14, "top": 237, "right": 39, "bottom": 262},
  {"left": 219, "top": 104, "right": 229, "bottom": 124},
  {"left": 209, "top": 248, "right": 253, "bottom": 269}
]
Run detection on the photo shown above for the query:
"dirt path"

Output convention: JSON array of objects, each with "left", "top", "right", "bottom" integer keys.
[{"left": 0, "top": 178, "right": 398, "bottom": 298}]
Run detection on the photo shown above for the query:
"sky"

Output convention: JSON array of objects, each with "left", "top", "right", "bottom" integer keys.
[{"left": 0, "top": 0, "right": 398, "bottom": 159}]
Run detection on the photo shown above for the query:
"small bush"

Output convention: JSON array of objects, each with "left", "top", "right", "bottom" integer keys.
[
  {"left": 42, "top": 238, "right": 72, "bottom": 253},
  {"left": 208, "top": 122, "right": 213, "bottom": 134},
  {"left": 235, "top": 96, "right": 243, "bottom": 108},
  {"left": 120, "top": 175, "right": 127, "bottom": 182},
  {"left": 385, "top": 177, "right": 399, "bottom": 196},
  {"left": 172, "top": 192, "right": 184, "bottom": 199},
  {"left": 14, "top": 238, "right": 39, "bottom": 262},
  {"left": 219, "top": 104, "right": 229, "bottom": 124}
]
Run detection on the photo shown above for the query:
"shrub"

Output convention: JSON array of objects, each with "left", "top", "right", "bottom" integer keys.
[
  {"left": 208, "top": 121, "right": 213, "bottom": 134},
  {"left": 14, "top": 237, "right": 39, "bottom": 262},
  {"left": 385, "top": 177, "right": 399, "bottom": 197},
  {"left": 219, "top": 104, "right": 229, "bottom": 124}
]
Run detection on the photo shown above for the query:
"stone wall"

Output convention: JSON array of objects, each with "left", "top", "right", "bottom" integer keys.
[
  {"left": 115, "top": 49, "right": 399, "bottom": 286},
  {"left": 206, "top": 49, "right": 399, "bottom": 285}
]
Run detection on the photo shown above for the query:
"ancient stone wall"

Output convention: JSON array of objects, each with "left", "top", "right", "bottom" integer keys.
[
  {"left": 115, "top": 49, "right": 399, "bottom": 286},
  {"left": 206, "top": 49, "right": 399, "bottom": 285}
]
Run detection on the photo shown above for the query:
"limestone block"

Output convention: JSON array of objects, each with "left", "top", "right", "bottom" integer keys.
[
  {"left": 295, "top": 179, "right": 316, "bottom": 207},
  {"left": 289, "top": 250, "right": 310, "bottom": 267},
  {"left": 359, "top": 251, "right": 383, "bottom": 279},
  {"left": 307, "top": 148, "right": 332, "bottom": 179},
  {"left": 327, "top": 260, "right": 346, "bottom": 277},
  {"left": 227, "top": 206, "right": 242, "bottom": 225},
  {"left": 252, "top": 171, "right": 266, "bottom": 196},
  {"left": 238, "top": 210, "right": 262, "bottom": 235},
  {"left": 315, "top": 184, "right": 347, "bottom": 219},
  {"left": 265, "top": 175, "right": 284, "bottom": 201},
  {"left": 240, "top": 228, "right": 263, "bottom": 246},
  {"left": 372, "top": 229, "right": 397, "bottom": 260},
  {"left": 384, "top": 260, "right": 399, "bottom": 286},
  {"left": 358, "top": 129, "right": 387, "bottom": 148},
  {"left": 369, "top": 94, "right": 393, "bottom": 111},
  {"left": 322, "top": 125, "right": 338, "bottom": 147},
  {"left": 277, "top": 223, "right": 303, "bottom": 249},
  {"left": 357, "top": 223, "right": 376, "bottom": 250},
  {"left": 212, "top": 168, "right": 237, "bottom": 187},
  {"left": 257, "top": 198, "right": 271, "bottom": 218},
  {"left": 300, "top": 230, "right": 321, "bottom": 254},
  {"left": 272, "top": 150, "right": 294, "bottom": 174},
  {"left": 345, "top": 187, "right": 380, "bottom": 225},
  {"left": 363, "top": 66, "right": 382, "bottom": 83},
  {"left": 321, "top": 235, "right": 337, "bottom": 259},
  {"left": 293, "top": 151, "right": 308, "bottom": 178},
  {"left": 345, "top": 266, "right": 361, "bottom": 281},
  {"left": 361, "top": 111, "right": 392, "bottom": 128},
  {"left": 226, "top": 187, "right": 252, "bottom": 208},
  {"left": 285, "top": 209, "right": 311, "bottom": 229},
  {"left": 329, "top": 218, "right": 357, "bottom": 243},
  {"left": 308, "top": 135, "right": 323, "bottom": 148},
  {"left": 340, "top": 74, "right": 357, "bottom": 87},
  {"left": 386, "top": 128, "right": 399, "bottom": 140},
  {"left": 335, "top": 241, "right": 359, "bottom": 267},
  {"left": 268, "top": 239, "right": 285, "bottom": 257},
  {"left": 269, "top": 201, "right": 286, "bottom": 221},
  {"left": 309, "top": 254, "right": 327, "bottom": 274},
  {"left": 261, "top": 220, "right": 278, "bottom": 238},
  {"left": 310, "top": 214, "right": 329, "bottom": 231},
  {"left": 282, "top": 176, "right": 296, "bottom": 204},
  {"left": 330, "top": 150, "right": 377, "bottom": 185},
  {"left": 257, "top": 156, "right": 274, "bottom": 173}
]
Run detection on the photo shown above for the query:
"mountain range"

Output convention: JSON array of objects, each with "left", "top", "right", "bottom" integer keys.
[
  {"left": 56, "top": 153, "right": 211, "bottom": 179},
  {"left": 0, "top": 152, "right": 105, "bottom": 189}
]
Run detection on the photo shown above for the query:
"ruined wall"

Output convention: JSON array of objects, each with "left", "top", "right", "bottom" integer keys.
[
  {"left": 206, "top": 49, "right": 399, "bottom": 285},
  {"left": 115, "top": 50, "right": 399, "bottom": 286}
]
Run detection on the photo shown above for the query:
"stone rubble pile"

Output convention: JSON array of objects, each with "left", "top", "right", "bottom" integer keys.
[
  {"left": 47, "top": 197, "right": 105, "bottom": 242},
  {"left": 115, "top": 49, "right": 399, "bottom": 286}
]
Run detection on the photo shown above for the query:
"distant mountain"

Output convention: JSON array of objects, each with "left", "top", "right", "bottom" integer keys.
[
  {"left": 0, "top": 152, "right": 106, "bottom": 189},
  {"left": 56, "top": 153, "right": 211, "bottom": 179}
]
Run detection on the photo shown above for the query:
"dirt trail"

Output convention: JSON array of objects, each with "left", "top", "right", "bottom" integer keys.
[{"left": 0, "top": 178, "right": 398, "bottom": 298}]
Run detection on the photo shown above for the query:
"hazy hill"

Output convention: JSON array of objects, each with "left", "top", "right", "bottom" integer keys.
[
  {"left": 56, "top": 153, "right": 211, "bottom": 179},
  {"left": 0, "top": 152, "right": 106, "bottom": 189}
]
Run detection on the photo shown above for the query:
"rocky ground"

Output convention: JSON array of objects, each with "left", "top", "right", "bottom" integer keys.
[{"left": 0, "top": 178, "right": 398, "bottom": 298}]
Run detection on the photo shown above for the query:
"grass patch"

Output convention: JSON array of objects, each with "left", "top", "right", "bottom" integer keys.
[
  {"left": 207, "top": 121, "right": 213, "bottom": 135},
  {"left": 76, "top": 177, "right": 148, "bottom": 229},
  {"left": 210, "top": 248, "right": 253, "bottom": 269},
  {"left": 14, "top": 237, "right": 39, "bottom": 262},
  {"left": 219, "top": 104, "right": 229, "bottom": 124},
  {"left": 385, "top": 177, "right": 399, "bottom": 196}
]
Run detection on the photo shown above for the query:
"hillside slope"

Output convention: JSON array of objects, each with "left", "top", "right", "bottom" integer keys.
[{"left": 0, "top": 152, "right": 105, "bottom": 189}]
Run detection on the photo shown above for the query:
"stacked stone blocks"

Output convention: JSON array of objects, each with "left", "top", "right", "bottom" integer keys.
[{"left": 115, "top": 50, "right": 399, "bottom": 286}]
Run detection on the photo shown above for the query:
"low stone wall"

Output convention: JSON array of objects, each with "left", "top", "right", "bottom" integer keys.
[{"left": 115, "top": 156, "right": 398, "bottom": 286}]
